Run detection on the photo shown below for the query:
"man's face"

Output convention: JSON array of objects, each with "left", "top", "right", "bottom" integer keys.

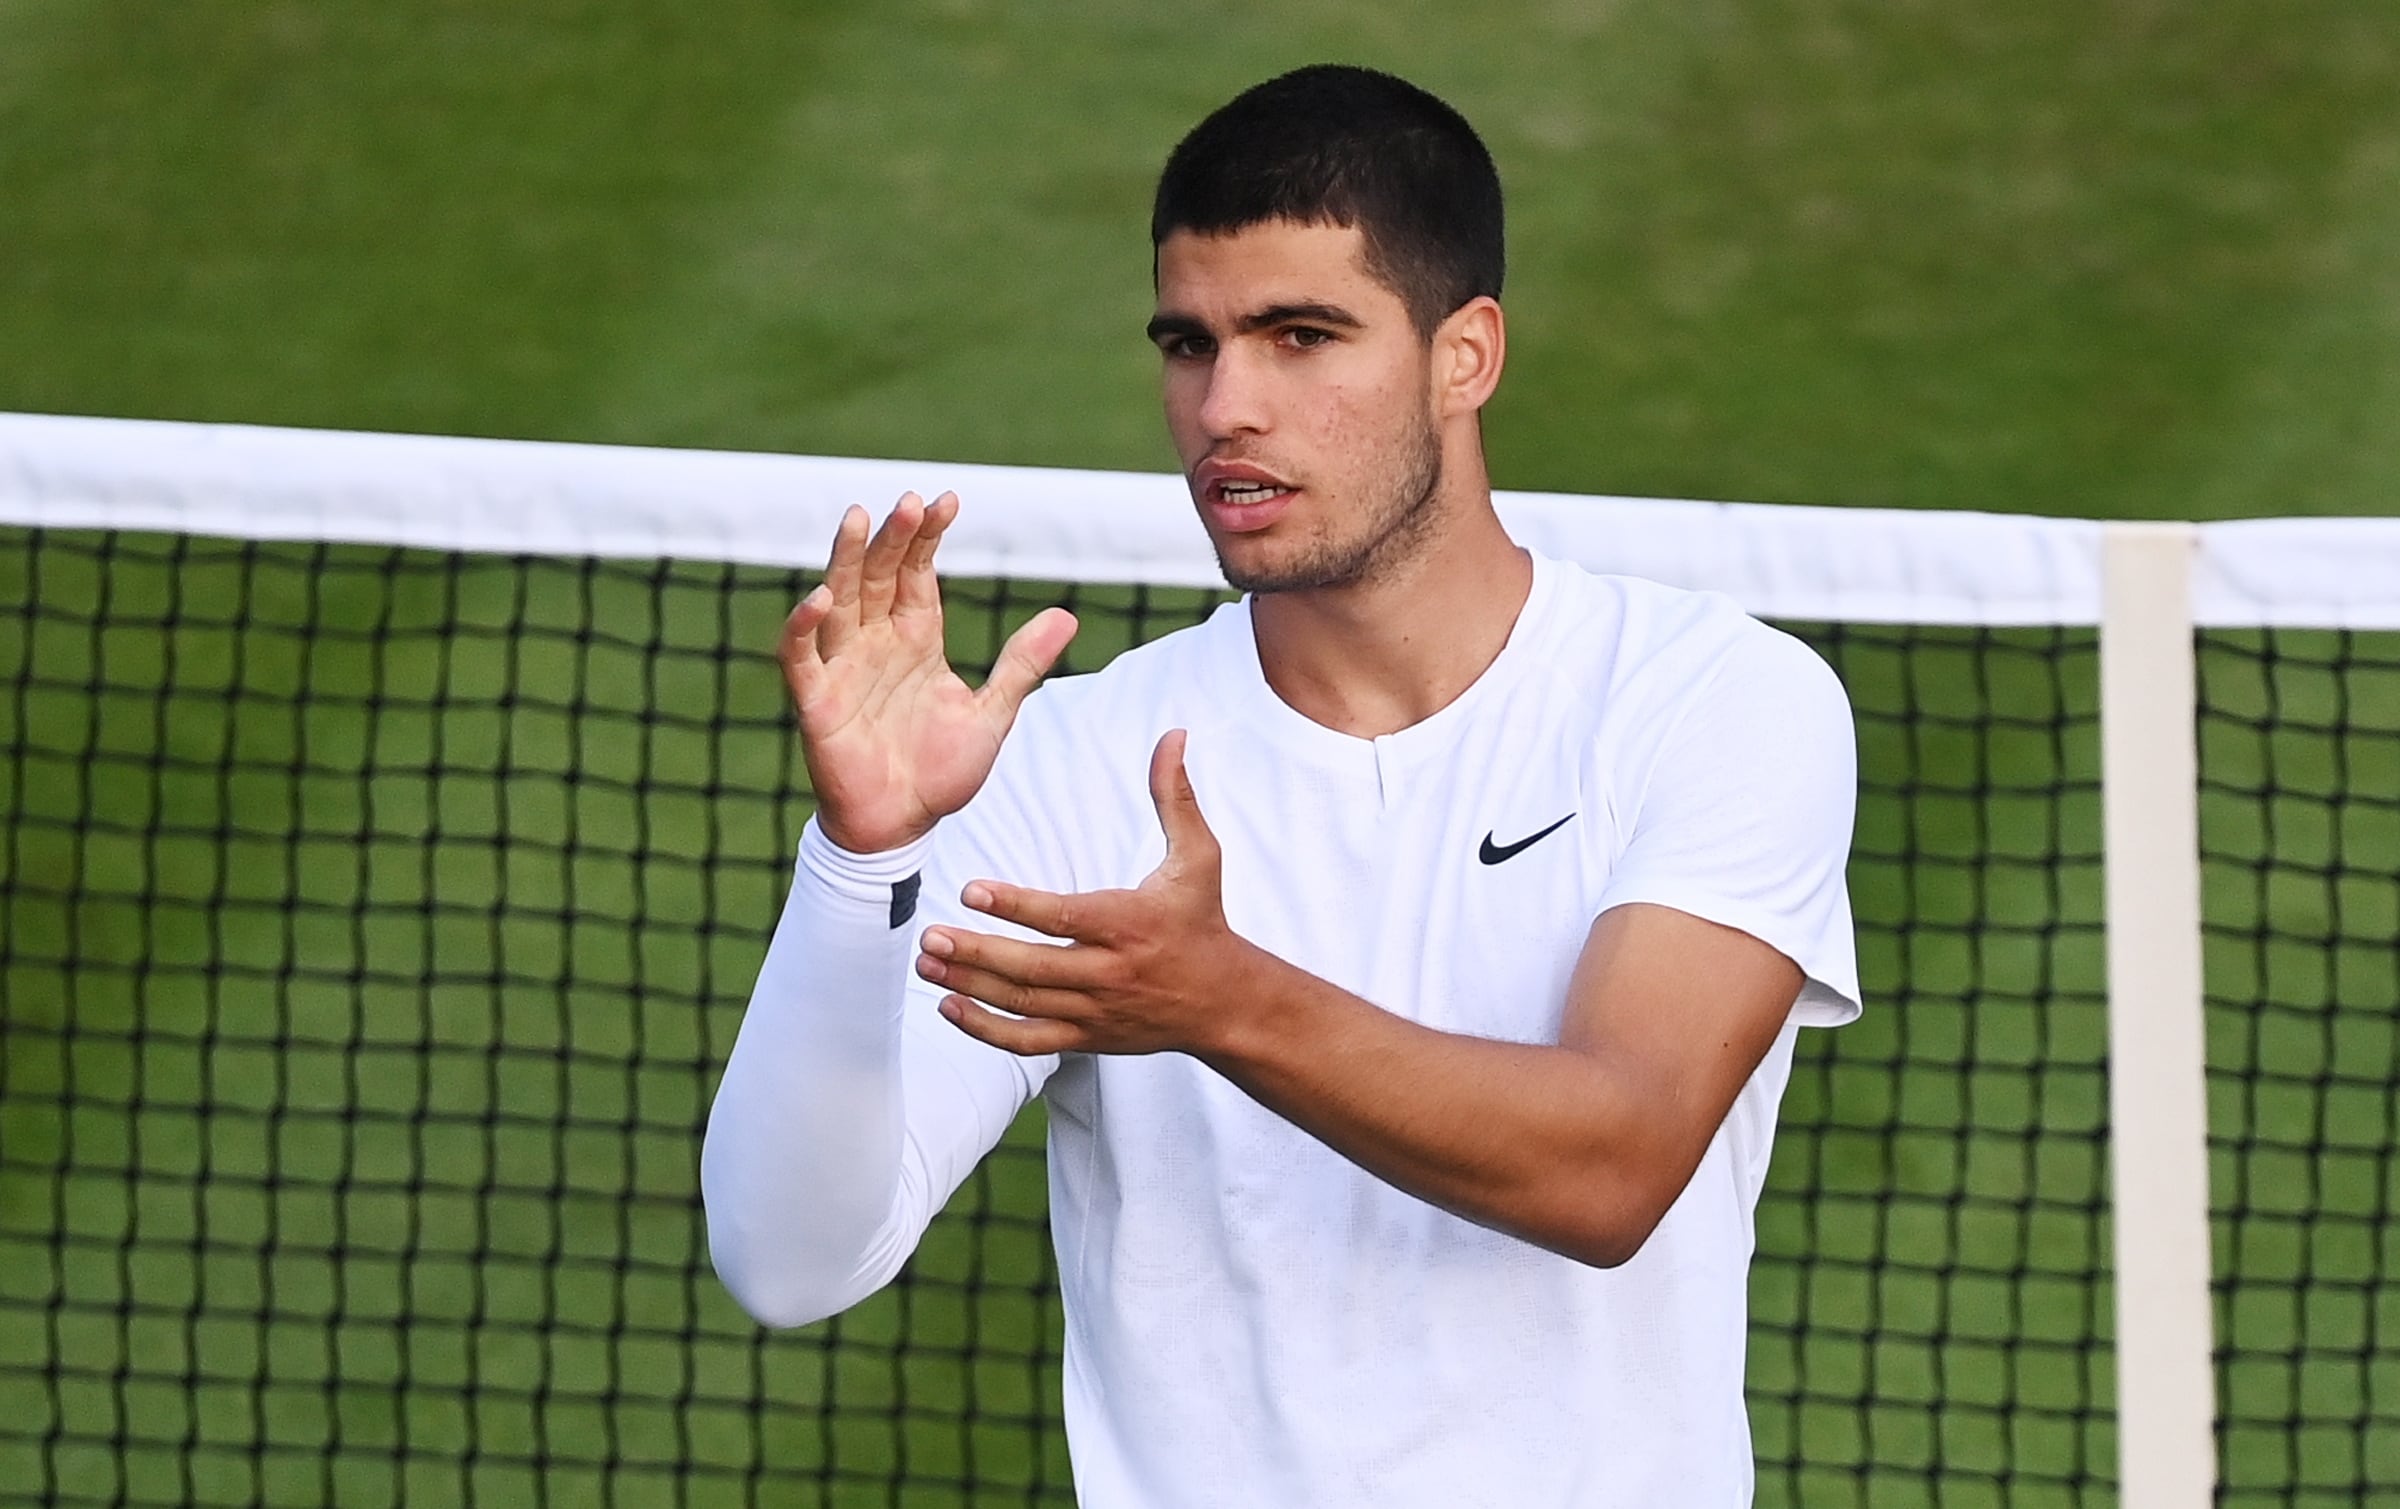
[{"left": 1149, "top": 221, "right": 1443, "bottom": 594}]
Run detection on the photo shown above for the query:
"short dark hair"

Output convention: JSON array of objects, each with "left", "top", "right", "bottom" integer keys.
[{"left": 1151, "top": 65, "right": 1504, "bottom": 338}]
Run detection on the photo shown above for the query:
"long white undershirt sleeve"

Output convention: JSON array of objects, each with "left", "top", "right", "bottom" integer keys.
[{"left": 701, "top": 811, "right": 1057, "bottom": 1329}]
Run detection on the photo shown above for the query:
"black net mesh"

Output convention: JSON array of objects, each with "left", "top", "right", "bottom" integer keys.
[
  {"left": 2199, "top": 628, "right": 2400, "bottom": 1507},
  {"left": 0, "top": 530, "right": 1211, "bottom": 1508},
  {"left": 1749, "top": 624, "right": 2111, "bottom": 1507},
  {"left": 3, "top": 523, "right": 2316, "bottom": 1507}
]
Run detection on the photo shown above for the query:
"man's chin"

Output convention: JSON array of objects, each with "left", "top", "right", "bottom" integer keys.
[{"left": 1213, "top": 539, "right": 1364, "bottom": 595}]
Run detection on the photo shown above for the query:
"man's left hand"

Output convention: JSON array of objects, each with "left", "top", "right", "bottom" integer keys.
[{"left": 916, "top": 729, "right": 1266, "bottom": 1057}]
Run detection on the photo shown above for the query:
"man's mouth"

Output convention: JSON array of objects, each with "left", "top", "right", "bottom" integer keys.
[
  {"left": 1214, "top": 479, "right": 1294, "bottom": 505},
  {"left": 1196, "top": 461, "right": 1300, "bottom": 533},
  {"left": 1204, "top": 477, "right": 1298, "bottom": 532}
]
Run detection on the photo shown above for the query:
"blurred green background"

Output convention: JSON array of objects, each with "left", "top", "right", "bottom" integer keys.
[
  {"left": 2, "top": 0, "right": 2396, "bottom": 515},
  {"left": 2, "top": 2, "right": 2397, "bottom": 1507}
]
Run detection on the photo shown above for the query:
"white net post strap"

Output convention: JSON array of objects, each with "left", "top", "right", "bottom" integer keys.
[{"left": 2101, "top": 523, "right": 2216, "bottom": 1507}]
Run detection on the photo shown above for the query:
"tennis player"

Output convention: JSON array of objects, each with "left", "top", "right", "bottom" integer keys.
[{"left": 703, "top": 64, "right": 1859, "bottom": 1507}]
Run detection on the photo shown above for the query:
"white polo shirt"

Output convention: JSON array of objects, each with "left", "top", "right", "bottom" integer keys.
[{"left": 705, "top": 550, "right": 1860, "bottom": 1507}]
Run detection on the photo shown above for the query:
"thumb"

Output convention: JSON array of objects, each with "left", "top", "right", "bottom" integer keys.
[
  {"left": 1148, "top": 729, "right": 1219, "bottom": 868},
  {"left": 979, "top": 606, "right": 1079, "bottom": 717}
]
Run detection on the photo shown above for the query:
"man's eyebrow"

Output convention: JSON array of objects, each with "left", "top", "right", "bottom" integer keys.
[
  {"left": 1145, "top": 313, "right": 1208, "bottom": 345},
  {"left": 1144, "top": 302, "right": 1365, "bottom": 345},
  {"left": 1236, "top": 302, "right": 1362, "bottom": 333}
]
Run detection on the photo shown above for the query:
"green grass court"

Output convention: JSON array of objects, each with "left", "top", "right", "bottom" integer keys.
[{"left": 3, "top": 2, "right": 2398, "bottom": 1503}]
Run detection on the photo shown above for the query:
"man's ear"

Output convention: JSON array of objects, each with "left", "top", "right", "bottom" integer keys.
[{"left": 1432, "top": 297, "right": 1505, "bottom": 418}]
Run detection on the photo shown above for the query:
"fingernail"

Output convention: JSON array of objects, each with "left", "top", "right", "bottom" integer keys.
[
  {"left": 938, "top": 997, "right": 963, "bottom": 1022},
  {"left": 923, "top": 930, "right": 954, "bottom": 958},
  {"left": 916, "top": 955, "right": 944, "bottom": 982},
  {"left": 962, "top": 882, "right": 993, "bottom": 910}
]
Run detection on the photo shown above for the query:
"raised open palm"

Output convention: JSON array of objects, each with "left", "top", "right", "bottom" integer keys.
[{"left": 781, "top": 491, "right": 1078, "bottom": 854}]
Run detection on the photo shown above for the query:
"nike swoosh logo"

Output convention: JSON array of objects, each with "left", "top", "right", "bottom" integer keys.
[{"left": 1478, "top": 814, "right": 1574, "bottom": 865}]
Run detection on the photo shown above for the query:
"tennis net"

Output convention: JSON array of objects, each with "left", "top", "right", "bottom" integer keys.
[{"left": 1, "top": 413, "right": 2394, "bottom": 1506}]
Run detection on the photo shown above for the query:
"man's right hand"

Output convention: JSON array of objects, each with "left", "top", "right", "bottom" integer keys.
[{"left": 780, "top": 491, "right": 1078, "bottom": 855}]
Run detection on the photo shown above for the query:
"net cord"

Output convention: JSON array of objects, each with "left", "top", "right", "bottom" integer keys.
[
  {"left": 11, "top": 411, "right": 2400, "bottom": 625},
  {"left": 0, "top": 409, "right": 2213, "bottom": 628}
]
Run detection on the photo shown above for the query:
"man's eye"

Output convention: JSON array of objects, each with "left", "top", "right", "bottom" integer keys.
[
  {"left": 1284, "top": 327, "right": 1332, "bottom": 349},
  {"left": 1161, "top": 336, "right": 1215, "bottom": 359}
]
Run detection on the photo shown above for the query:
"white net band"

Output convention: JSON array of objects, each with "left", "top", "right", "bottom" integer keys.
[{"left": 6, "top": 410, "right": 2393, "bottom": 627}]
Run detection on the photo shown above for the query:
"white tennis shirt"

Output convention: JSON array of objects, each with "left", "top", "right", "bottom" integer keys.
[{"left": 703, "top": 550, "right": 1861, "bottom": 1507}]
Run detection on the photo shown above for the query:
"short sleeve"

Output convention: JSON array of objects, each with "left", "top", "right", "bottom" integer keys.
[{"left": 1593, "top": 625, "right": 1861, "bottom": 1027}]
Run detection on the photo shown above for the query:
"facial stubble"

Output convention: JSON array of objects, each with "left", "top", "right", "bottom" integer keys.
[{"left": 1213, "top": 407, "right": 1446, "bottom": 595}]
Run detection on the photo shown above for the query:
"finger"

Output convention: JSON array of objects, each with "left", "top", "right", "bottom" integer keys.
[
  {"left": 921, "top": 925, "right": 1107, "bottom": 990},
  {"left": 777, "top": 585, "right": 833, "bottom": 705},
  {"left": 1148, "top": 728, "right": 1221, "bottom": 869},
  {"left": 894, "top": 491, "right": 959, "bottom": 619},
  {"left": 978, "top": 607, "right": 1078, "bottom": 716},
  {"left": 958, "top": 878, "right": 1115, "bottom": 943},
  {"left": 915, "top": 951, "right": 1091, "bottom": 1020},
  {"left": 817, "top": 505, "right": 873, "bottom": 655},
  {"left": 938, "top": 994, "right": 1086, "bottom": 1057},
  {"left": 856, "top": 492, "right": 925, "bottom": 627}
]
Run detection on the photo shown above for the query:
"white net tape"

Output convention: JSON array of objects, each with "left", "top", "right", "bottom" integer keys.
[{"left": 3, "top": 410, "right": 2395, "bottom": 626}]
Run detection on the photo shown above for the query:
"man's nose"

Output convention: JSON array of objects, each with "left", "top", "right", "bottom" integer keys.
[{"left": 1198, "top": 348, "right": 1270, "bottom": 439}]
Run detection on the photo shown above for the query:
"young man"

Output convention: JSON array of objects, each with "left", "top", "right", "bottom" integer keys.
[{"left": 703, "top": 64, "right": 1859, "bottom": 1507}]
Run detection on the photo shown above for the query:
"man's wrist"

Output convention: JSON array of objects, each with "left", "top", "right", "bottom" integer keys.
[
  {"left": 799, "top": 816, "right": 936, "bottom": 921},
  {"left": 814, "top": 807, "right": 935, "bottom": 858},
  {"left": 1190, "top": 938, "right": 1304, "bottom": 1067}
]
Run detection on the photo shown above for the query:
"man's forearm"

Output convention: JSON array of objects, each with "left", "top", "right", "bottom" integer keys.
[
  {"left": 1195, "top": 951, "right": 1667, "bottom": 1267},
  {"left": 700, "top": 820, "right": 929, "bottom": 1327}
]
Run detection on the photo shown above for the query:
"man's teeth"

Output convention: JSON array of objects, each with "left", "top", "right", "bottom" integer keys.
[{"left": 1221, "top": 482, "right": 1286, "bottom": 500}]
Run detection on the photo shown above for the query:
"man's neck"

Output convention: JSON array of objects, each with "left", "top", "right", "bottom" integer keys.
[{"left": 1248, "top": 500, "right": 1534, "bottom": 741}]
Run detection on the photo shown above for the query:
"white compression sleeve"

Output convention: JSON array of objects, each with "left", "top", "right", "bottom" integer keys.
[{"left": 700, "top": 817, "right": 1043, "bottom": 1328}]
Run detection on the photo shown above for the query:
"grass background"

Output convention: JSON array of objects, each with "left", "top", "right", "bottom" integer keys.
[
  {"left": 2, "top": 0, "right": 2397, "bottom": 517},
  {"left": 1, "top": 1, "right": 2397, "bottom": 1504}
]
